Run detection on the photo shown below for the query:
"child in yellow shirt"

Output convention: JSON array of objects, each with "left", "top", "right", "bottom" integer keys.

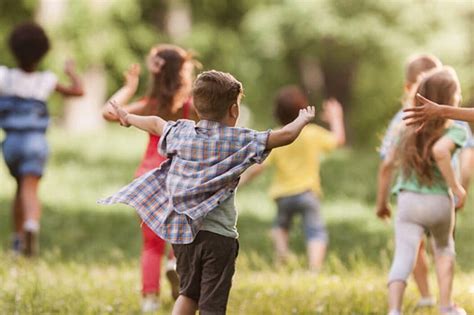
[{"left": 241, "top": 85, "right": 345, "bottom": 270}]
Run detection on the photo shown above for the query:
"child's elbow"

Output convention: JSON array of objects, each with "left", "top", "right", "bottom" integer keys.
[{"left": 432, "top": 144, "right": 450, "bottom": 161}]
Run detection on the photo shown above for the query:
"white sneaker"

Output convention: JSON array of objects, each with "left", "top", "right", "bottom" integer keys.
[
  {"left": 388, "top": 310, "right": 402, "bottom": 315},
  {"left": 415, "top": 296, "right": 436, "bottom": 308},
  {"left": 141, "top": 295, "right": 160, "bottom": 313},
  {"left": 440, "top": 305, "right": 467, "bottom": 315}
]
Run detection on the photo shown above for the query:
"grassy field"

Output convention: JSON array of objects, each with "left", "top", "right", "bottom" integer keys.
[{"left": 0, "top": 126, "right": 473, "bottom": 315}]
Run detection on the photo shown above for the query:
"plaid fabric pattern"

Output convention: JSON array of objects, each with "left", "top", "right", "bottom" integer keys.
[{"left": 99, "top": 119, "right": 270, "bottom": 244}]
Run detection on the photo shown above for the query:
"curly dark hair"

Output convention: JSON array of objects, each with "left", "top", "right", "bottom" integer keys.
[
  {"left": 274, "top": 85, "right": 308, "bottom": 125},
  {"left": 8, "top": 22, "right": 50, "bottom": 71}
]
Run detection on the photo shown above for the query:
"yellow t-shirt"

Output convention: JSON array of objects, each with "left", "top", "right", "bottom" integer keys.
[{"left": 266, "top": 124, "right": 338, "bottom": 199}]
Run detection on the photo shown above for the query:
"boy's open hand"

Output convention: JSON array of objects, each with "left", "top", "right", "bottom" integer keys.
[
  {"left": 297, "top": 106, "right": 316, "bottom": 124},
  {"left": 321, "top": 98, "right": 343, "bottom": 123},
  {"left": 110, "top": 100, "right": 131, "bottom": 127},
  {"left": 124, "top": 63, "right": 141, "bottom": 91}
]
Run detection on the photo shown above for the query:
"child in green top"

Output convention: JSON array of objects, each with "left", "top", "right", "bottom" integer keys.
[{"left": 376, "top": 67, "right": 467, "bottom": 315}]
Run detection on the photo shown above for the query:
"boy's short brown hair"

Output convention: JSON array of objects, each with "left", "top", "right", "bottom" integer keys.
[
  {"left": 405, "top": 54, "right": 442, "bottom": 85},
  {"left": 192, "top": 70, "right": 243, "bottom": 120},
  {"left": 274, "top": 85, "right": 308, "bottom": 125}
]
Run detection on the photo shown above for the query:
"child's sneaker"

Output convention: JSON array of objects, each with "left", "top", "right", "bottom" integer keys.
[
  {"left": 415, "top": 296, "right": 436, "bottom": 308},
  {"left": 11, "top": 234, "right": 23, "bottom": 255},
  {"left": 165, "top": 259, "right": 179, "bottom": 300},
  {"left": 23, "top": 220, "right": 40, "bottom": 257},
  {"left": 388, "top": 310, "right": 402, "bottom": 315},
  {"left": 439, "top": 305, "right": 467, "bottom": 315},
  {"left": 141, "top": 295, "right": 160, "bottom": 313}
]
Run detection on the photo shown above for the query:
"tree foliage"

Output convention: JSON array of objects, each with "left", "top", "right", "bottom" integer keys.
[{"left": 0, "top": 0, "right": 472, "bottom": 146}]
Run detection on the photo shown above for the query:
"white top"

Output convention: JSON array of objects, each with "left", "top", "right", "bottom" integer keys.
[{"left": 0, "top": 66, "right": 57, "bottom": 101}]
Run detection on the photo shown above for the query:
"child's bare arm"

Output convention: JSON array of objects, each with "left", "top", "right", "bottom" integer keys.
[
  {"left": 111, "top": 101, "right": 166, "bottom": 136},
  {"left": 375, "top": 149, "right": 396, "bottom": 220},
  {"left": 321, "top": 98, "right": 345, "bottom": 146},
  {"left": 239, "top": 164, "right": 266, "bottom": 186},
  {"left": 103, "top": 64, "right": 146, "bottom": 121},
  {"left": 404, "top": 94, "right": 474, "bottom": 126},
  {"left": 432, "top": 136, "right": 466, "bottom": 209},
  {"left": 55, "top": 60, "right": 84, "bottom": 96},
  {"left": 266, "top": 106, "right": 315, "bottom": 149}
]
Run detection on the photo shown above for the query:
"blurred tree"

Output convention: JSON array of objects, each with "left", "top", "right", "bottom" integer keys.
[{"left": 0, "top": 0, "right": 36, "bottom": 67}]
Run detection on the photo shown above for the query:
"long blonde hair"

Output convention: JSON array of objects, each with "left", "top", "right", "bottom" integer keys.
[{"left": 398, "top": 67, "right": 461, "bottom": 185}]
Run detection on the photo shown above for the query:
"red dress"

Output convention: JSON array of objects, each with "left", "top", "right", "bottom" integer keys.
[{"left": 137, "top": 98, "right": 191, "bottom": 295}]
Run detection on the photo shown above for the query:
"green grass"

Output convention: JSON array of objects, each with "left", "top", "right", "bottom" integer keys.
[{"left": 0, "top": 126, "right": 473, "bottom": 314}]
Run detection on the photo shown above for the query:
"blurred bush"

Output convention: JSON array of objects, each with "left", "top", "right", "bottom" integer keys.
[{"left": 1, "top": 0, "right": 472, "bottom": 147}]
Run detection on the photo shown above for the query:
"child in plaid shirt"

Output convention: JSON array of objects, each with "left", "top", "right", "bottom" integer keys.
[{"left": 101, "top": 70, "right": 315, "bottom": 315}]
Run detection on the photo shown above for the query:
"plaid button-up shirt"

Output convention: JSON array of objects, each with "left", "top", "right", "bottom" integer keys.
[{"left": 99, "top": 119, "right": 270, "bottom": 244}]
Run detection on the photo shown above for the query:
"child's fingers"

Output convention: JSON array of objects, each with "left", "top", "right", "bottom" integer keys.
[{"left": 416, "top": 93, "right": 434, "bottom": 105}]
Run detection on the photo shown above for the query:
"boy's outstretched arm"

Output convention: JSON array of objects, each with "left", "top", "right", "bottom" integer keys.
[
  {"left": 266, "top": 106, "right": 315, "bottom": 149},
  {"left": 111, "top": 101, "right": 166, "bottom": 136},
  {"left": 404, "top": 94, "right": 474, "bottom": 126},
  {"left": 432, "top": 136, "right": 466, "bottom": 210},
  {"left": 322, "top": 98, "right": 345, "bottom": 146},
  {"left": 55, "top": 59, "right": 84, "bottom": 96}
]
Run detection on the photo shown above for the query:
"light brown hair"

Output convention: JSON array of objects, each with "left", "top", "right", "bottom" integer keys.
[
  {"left": 398, "top": 67, "right": 460, "bottom": 185},
  {"left": 192, "top": 70, "right": 243, "bottom": 120},
  {"left": 405, "top": 54, "right": 442, "bottom": 85}
]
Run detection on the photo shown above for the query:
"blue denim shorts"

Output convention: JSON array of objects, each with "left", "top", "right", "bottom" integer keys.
[
  {"left": 274, "top": 191, "right": 328, "bottom": 243},
  {"left": 2, "top": 131, "right": 49, "bottom": 178}
]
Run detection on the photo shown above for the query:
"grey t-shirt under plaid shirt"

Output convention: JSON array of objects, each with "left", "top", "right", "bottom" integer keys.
[{"left": 201, "top": 194, "right": 238, "bottom": 239}]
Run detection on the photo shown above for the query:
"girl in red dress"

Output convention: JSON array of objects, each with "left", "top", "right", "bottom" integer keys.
[{"left": 102, "top": 44, "right": 197, "bottom": 312}]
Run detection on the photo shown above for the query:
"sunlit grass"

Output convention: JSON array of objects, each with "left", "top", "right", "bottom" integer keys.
[{"left": 0, "top": 126, "right": 473, "bottom": 314}]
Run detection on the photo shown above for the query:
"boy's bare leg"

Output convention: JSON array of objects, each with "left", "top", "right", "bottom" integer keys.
[
  {"left": 172, "top": 295, "right": 198, "bottom": 315},
  {"left": 20, "top": 176, "right": 42, "bottom": 256},
  {"left": 20, "top": 176, "right": 41, "bottom": 222},
  {"left": 412, "top": 239, "right": 432, "bottom": 298},
  {"left": 307, "top": 240, "right": 326, "bottom": 271},
  {"left": 272, "top": 228, "right": 289, "bottom": 264},
  {"left": 388, "top": 280, "right": 406, "bottom": 312},
  {"left": 13, "top": 180, "right": 23, "bottom": 234},
  {"left": 435, "top": 254, "right": 455, "bottom": 307}
]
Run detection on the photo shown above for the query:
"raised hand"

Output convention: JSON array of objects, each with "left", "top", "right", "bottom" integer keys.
[
  {"left": 146, "top": 54, "right": 165, "bottom": 74},
  {"left": 321, "top": 98, "right": 343, "bottom": 123},
  {"left": 123, "top": 63, "right": 141, "bottom": 92},
  {"left": 64, "top": 59, "right": 77, "bottom": 77},
  {"left": 110, "top": 100, "right": 131, "bottom": 127},
  {"left": 297, "top": 106, "right": 316, "bottom": 124}
]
